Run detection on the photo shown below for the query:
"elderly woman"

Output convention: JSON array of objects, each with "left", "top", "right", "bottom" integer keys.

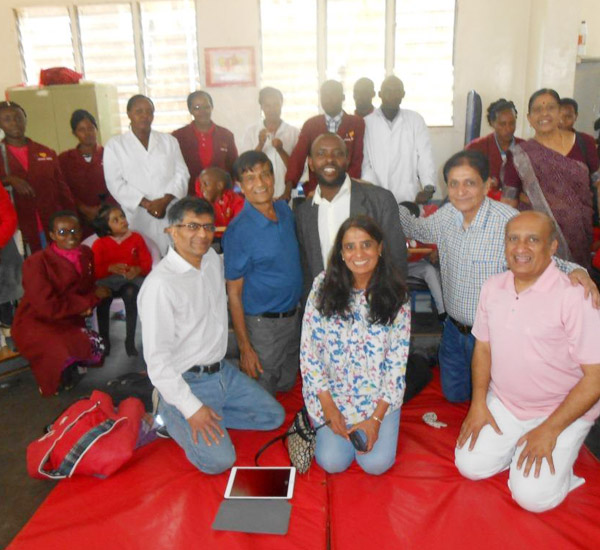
[
  {"left": 300, "top": 215, "right": 410, "bottom": 475},
  {"left": 0, "top": 101, "right": 75, "bottom": 252},
  {"left": 502, "top": 89, "right": 598, "bottom": 268},
  {"left": 58, "top": 109, "right": 116, "bottom": 238},
  {"left": 465, "top": 98, "right": 524, "bottom": 200},
  {"left": 103, "top": 95, "right": 189, "bottom": 255},
  {"left": 12, "top": 211, "right": 111, "bottom": 395},
  {"left": 173, "top": 91, "right": 238, "bottom": 195}
]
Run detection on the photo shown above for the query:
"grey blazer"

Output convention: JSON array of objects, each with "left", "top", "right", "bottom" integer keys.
[{"left": 295, "top": 178, "right": 408, "bottom": 297}]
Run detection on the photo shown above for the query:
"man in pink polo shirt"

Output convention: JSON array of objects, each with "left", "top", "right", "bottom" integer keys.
[{"left": 455, "top": 211, "right": 600, "bottom": 512}]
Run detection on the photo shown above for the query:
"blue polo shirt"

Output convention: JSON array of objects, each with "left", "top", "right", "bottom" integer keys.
[{"left": 223, "top": 200, "right": 303, "bottom": 315}]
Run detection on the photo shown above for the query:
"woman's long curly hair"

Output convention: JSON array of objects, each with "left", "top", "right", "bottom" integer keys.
[{"left": 316, "top": 215, "right": 407, "bottom": 325}]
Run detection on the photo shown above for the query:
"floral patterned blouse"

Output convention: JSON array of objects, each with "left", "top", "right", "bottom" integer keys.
[{"left": 300, "top": 272, "right": 410, "bottom": 425}]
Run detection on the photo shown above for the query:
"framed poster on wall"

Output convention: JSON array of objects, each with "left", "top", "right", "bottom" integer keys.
[{"left": 204, "top": 47, "right": 256, "bottom": 87}]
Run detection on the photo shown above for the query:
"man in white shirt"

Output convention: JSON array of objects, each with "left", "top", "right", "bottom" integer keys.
[
  {"left": 138, "top": 197, "right": 284, "bottom": 474},
  {"left": 362, "top": 76, "right": 437, "bottom": 204},
  {"left": 240, "top": 87, "right": 300, "bottom": 201}
]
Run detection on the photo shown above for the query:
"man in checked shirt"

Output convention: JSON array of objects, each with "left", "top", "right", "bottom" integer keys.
[{"left": 399, "top": 150, "right": 599, "bottom": 403}]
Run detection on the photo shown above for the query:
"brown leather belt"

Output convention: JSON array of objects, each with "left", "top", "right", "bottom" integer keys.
[
  {"left": 187, "top": 362, "right": 221, "bottom": 375},
  {"left": 449, "top": 317, "right": 472, "bottom": 335}
]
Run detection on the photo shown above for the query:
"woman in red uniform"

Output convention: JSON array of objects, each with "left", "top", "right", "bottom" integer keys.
[
  {"left": 12, "top": 211, "right": 111, "bottom": 395},
  {"left": 172, "top": 91, "right": 238, "bottom": 195},
  {"left": 59, "top": 109, "right": 115, "bottom": 238},
  {"left": 465, "top": 98, "right": 525, "bottom": 200},
  {"left": 0, "top": 101, "right": 75, "bottom": 252}
]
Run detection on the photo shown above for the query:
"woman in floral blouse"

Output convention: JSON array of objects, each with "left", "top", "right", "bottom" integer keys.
[{"left": 300, "top": 215, "right": 410, "bottom": 475}]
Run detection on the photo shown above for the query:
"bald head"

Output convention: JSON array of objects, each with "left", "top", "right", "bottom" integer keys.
[
  {"left": 505, "top": 211, "right": 559, "bottom": 286},
  {"left": 320, "top": 80, "right": 344, "bottom": 118},
  {"left": 505, "top": 211, "right": 557, "bottom": 242},
  {"left": 310, "top": 132, "right": 347, "bottom": 158},
  {"left": 353, "top": 78, "right": 375, "bottom": 115},
  {"left": 379, "top": 76, "right": 405, "bottom": 114}
]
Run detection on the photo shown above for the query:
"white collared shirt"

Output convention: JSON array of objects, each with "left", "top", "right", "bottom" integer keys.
[
  {"left": 240, "top": 120, "right": 300, "bottom": 196},
  {"left": 137, "top": 246, "right": 228, "bottom": 419},
  {"left": 362, "top": 107, "right": 436, "bottom": 203},
  {"left": 103, "top": 130, "right": 189, "bottom": 254},
  {"left": 313, "top": 174, "right": 352, "bottom": 267}
]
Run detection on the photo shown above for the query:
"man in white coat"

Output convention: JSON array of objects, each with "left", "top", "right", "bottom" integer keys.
[
  {"left": 362, "top": 76, "right": 436, "bottom": 204},
  {"left": 104, "top": 95, "right": 189, "bottom": 255}
]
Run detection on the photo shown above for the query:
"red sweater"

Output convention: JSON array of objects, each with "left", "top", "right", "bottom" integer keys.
[
  {"left": 194, "top": 184, "right": 244, "bottom": 237},
  {"left": 0, "top": 139, "right": 75, "bottom": 252},
  {"left": 172, "top": 123, "right": 238, "bottom": 195},
  {"left": 92, "top": 232, "right": 152, "bottom": 280},
  {"left": 0, "top": 185, "right": 17, "bottom": 248}
]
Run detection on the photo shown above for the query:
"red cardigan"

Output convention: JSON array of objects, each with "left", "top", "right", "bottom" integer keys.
[
  {"left": 172, "top": 123, "right": 238, "bottom": 195},
  {"left": 285, "top": 112, "right": 365, "bottom": 195},
  {"left": 12, "top": 245, "right": 100, "bottom": 395},
  {"left": 91, "top": 232, "right": 152, "bottom": 280},
  {"left": 58, "top": 146, "right": 115, "bottom": 207},
  {"left": 0, "top": 139, "right": 75, "bottom": 251},
  {"left": 465, "top": 133, "right": 525, "bottom": 199},
  {"left": 0, "top": 185, "right": 17, "bottom": 248}
]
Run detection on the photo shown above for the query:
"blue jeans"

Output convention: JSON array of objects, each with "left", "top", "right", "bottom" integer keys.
[
  {"left": 313, "top": 409, "right": 401, "bottom": 475},
  {"left": 438, "top": 317, "right": 475, "bottom": 402},
  {"left": 158, "top": 360, "right": 285, "bottom": 474}
]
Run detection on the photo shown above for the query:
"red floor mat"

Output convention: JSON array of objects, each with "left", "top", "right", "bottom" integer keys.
[
  {"left": 328, "top": 370, "right": 600, "bottom": 550},
  {"left": 9, "top": 371, "right": 600, "bottom": 550},
  {"left": 9, "top": 387, "right": 328, "bottom": 550}
]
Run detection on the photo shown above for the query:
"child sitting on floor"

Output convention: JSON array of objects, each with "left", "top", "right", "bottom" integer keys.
[
  {"left": 194, "top": 167, "right": 244, "bottom": 247},
  {"left": 92, "top": 205, "right": 152, "bottom": 357}
]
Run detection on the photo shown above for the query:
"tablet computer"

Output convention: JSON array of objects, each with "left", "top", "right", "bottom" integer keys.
[{"left": 224, "top": 467, "right": 296, "bottom": 499}]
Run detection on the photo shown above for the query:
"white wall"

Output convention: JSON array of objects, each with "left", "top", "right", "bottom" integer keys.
[{"left": 0, "top": 0, "right": 593, "bottom": 187}]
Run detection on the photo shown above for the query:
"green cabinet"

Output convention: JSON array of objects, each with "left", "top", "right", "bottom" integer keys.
[{"left": 6, "top": 82, "right": 121, "bottom": 153}]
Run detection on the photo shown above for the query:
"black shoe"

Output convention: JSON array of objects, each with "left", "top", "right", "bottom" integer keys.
[
  {"left": 125, "top": 339, "right": 138, "bottom": 357},
  {"left": 156, "top": 425, "right": 171, "bottom": 439}
]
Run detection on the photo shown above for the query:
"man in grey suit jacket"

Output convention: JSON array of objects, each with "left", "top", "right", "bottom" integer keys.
[{"left": 296, "top": 132, "right": 408, "bottom": 297}]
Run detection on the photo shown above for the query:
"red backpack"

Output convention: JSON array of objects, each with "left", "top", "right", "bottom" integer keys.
[{"left": 27, "top": 390, "right": 144, "bottom": 480}]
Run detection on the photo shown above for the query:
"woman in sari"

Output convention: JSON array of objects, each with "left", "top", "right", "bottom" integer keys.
[{"left": 502, "top": 89, "right": 597, "bottom": 268}]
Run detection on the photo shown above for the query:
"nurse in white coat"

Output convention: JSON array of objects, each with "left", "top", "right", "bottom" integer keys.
[{"left": 103, "top": 95, "right": 189, "bottom": 255}]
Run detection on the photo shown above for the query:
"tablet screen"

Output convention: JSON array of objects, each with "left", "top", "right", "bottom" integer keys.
[{"left": 225, "top": 467, "right": 296, "bottom": 499}]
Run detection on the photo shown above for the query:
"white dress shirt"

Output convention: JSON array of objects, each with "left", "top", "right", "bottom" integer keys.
[
  {"left": 103, "top": 130, "right": 189, "bottom": 254},
  {"left": 137, "top": 247, "right": 228, "bottom": 419},
  {"left": 240, "top": 120, "right": 300, "bottom": 197},
  {"left": 362, "top": 107, "right": 436, "bottom": 203},
  {"left": 312, "top": 174, "right": 352, "bottom": 267}
]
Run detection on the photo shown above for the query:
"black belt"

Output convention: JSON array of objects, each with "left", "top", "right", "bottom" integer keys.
[
  {"left": 187, "top": 362, "right": 221, "bottom": 375},
  {"left": 449, "top": 316, "right": 472, "bottom": 335},
  {"left": 260, "top": 307, "right": 297, "bottom": 319}
]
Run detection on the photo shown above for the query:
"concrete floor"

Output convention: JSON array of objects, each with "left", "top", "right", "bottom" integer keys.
[{"left": 1, "top": 307, "right": 597, "bottom": 549}]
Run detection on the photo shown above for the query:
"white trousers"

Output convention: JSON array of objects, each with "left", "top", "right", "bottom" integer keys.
[{"left": 455, "top": 392, "right": 592, "bottom": 513}]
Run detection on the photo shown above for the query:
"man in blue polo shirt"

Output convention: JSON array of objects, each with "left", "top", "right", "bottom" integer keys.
[{"left": 223, "top": 150, "right": 303, "bottom": 395}]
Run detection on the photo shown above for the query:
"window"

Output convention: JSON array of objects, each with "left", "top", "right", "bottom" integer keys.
[
  {"left": 260, "top": 0, "right": 318, "bottom": 129},
  {"left": 326, "top": 0, "right": 386, "bottom": 113},
  {"left": 395, "top": 0, "right": 455, "bottom": 126},
  {"left": 16, "top": 6, "right": 75, "bottom": 86},
  {"left": 15, "top": 1, "right": 200, "bottom": 133},
  {"left": 261, "top": 0, "right": 455, "bottom": 127},
  {"left": 78, "top": 4, "right": 138, "bottom": 131}
]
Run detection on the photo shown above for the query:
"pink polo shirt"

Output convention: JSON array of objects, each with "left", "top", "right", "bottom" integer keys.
[{"left": 472, "top": 261, "right": 600, "bottom": 422}]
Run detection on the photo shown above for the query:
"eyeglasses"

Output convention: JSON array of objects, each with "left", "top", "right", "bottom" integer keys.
[
  {"left": 173, "top": 222, "right": 216, "bottom": 233},
  {"left": 55, "top": 228, "right": 81, "bottom": 236}
]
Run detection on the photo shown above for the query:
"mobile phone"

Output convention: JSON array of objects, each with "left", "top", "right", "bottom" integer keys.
[{"left": 349, "top": 430, "right": 368, "bottom": 452}]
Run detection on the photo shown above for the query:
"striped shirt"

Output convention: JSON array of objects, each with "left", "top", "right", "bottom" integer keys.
[{"left": 399, "top": 198, "right": 576, "bottom": 326}]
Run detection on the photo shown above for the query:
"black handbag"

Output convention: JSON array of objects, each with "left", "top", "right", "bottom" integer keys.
[{"left": 255, "top": 407, "right": 329, "bottom": 474}]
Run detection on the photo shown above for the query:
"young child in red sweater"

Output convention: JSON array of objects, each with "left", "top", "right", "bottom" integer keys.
[{"left": 92, "top": 205, "right": 152, "bottom": 356}]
